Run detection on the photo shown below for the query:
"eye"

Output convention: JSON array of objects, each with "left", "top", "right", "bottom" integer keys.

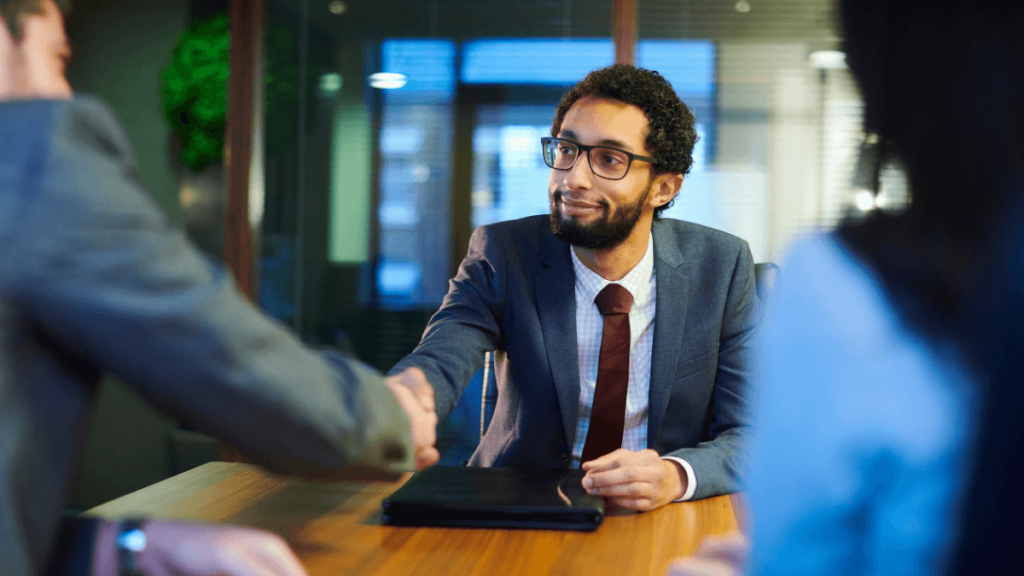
[
  {"left": 598, "top": 151, "right": 626, "bottom": 166},
  {"left": 558, "top": 144, "right": 576, "bottom": 155}
]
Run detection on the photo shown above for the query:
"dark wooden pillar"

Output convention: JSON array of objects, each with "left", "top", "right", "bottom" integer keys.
[
  {"left": 221, "top": 0, "right": 265, "bottom": 462},
  {"left": 613, "top": 0, "right": 638, "bottom": 65},
  {"left": 224, "top": 0, "right": 265, "bottom": 300}
]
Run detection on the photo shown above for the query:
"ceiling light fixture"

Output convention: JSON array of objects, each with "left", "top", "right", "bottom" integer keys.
[{"left": 368, "top": 72, "right": 408, "bottom": 89}]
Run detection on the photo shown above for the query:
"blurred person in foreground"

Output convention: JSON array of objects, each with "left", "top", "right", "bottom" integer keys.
[
  {"left": 0, "top": 1, "right": 439, "bottom": 575},
  {"left": 669, "top": 0, "right": 1024, "bottom": 574}
]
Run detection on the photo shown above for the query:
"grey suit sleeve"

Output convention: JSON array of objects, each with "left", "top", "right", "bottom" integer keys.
[
  {"left": 12, "top": 99, "right": 414, "bottom": 475},
  {"left": 389, "top": 225, "right": 507, "bottom": 420},
  {"left": 666, "top": 241, "right": 759, "bottom": 499}
]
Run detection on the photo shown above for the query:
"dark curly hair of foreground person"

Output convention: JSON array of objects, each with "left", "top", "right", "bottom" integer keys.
[{"left": 551, "top": 64, "right": 698, "bottom": 217}]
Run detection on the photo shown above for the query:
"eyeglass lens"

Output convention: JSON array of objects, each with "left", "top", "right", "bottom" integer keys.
[{"left": 543, "top": 139, "right": 631, "bottom": 179}]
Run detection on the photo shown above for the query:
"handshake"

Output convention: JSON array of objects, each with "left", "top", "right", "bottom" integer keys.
[{"left": 385, "top": 367, "right": 442, "bottom": 470}]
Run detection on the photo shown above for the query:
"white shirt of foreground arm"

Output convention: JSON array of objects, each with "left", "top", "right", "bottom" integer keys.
[{"left": 568, "top": 234, "right": 697, "bottom": 501}]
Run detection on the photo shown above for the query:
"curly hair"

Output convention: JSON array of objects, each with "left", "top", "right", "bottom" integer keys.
[
  {"left": 551, "top": 64, "right": 698, "bottom": 217},
  {"left": 1, "top": 0, "right": 70, "bottom": 40}
]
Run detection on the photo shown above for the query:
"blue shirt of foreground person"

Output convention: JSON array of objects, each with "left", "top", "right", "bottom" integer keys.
[
  {"left": 0, "top": 2, "right": 438, "bottom": 576},
  {"left": 391, "top": 64, "right": 759, "bottom": 510}
]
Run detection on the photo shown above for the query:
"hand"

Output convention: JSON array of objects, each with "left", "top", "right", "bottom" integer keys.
[
  {"left": 385, "top": 367, "right": 441, "bottom": 469},
  {"left": 580, "top": 448, "right": 685, "bottom": 511},
  {"left": 94, "top": 519, "right": 309, "bottom": 576},
  {"left": 665, "top": 532, "right": 749, "bottom": 576}
]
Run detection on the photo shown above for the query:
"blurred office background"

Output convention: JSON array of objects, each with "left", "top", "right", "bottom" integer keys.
[{"left": 65, "top": 0, "right": 906, "bottom": 508}]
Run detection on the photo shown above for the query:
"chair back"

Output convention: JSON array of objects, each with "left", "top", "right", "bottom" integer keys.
[{"left": 754, "top": 261, "right": 780, "bottom": 305}]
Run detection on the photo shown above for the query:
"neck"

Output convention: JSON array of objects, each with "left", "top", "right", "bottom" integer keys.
[{"left": 572, "top": 215, "right": 653, "bottom": 281}]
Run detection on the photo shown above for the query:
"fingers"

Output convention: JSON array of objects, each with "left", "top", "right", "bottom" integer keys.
[
  {"left": 415, "top": 446, "right": 441, "bottom": 470},
  {"left": 585, "top": 464, "right": 641, "bottom": 489},
  {"left": 582, "top": 449, "right": 659, "bottom": 491},
  {"left": 608, "top": 496, "right": 656, "bottom": 511},
  {"left": 665, "top": 557, "right": 741, "bottom": 576},
  {"left": 581, "top": 448, "right": 631, "bottom": 472},
  {"left": 695, "top": 533, "right": 750, "bottom": 566},
  {"left": 385, "top": 372, "right": 439, "bottom": 470},
  {"left": 581, "top": 450, "right": 682, "bottom": 511},
  {"left": 247, "top": 532, "right": 310, "bottom": 576},
  {"left": 140, "top": 520, "right": 309, "bottom": 576},
  {"left": 664, "top": 534, "right": 749, "bottom": 576}
]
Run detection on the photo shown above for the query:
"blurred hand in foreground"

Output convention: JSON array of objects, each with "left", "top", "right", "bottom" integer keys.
[
  {"left": 95, "top": 519, "right": 308, "bottom": 576},
  {"left": 386, "top": 366, "right": 441, "bottom": 469},
  {"left": 665, "top": 532, "right": 749, "bottom": 576},
  {"left": 581, "top": 448, "right": 685, "bottom": 511}
]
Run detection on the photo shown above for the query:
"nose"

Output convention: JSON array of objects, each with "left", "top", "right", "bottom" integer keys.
[{"left": 562, "top": 152, "right": 594, "bottom": 191}]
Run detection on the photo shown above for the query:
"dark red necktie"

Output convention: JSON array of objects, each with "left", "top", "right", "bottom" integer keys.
[{"left": 580, "top": 283, "right": 633, "bottom": 464}]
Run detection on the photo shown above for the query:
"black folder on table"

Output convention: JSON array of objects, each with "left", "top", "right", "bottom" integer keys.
[{"left": 381, "top": 466, "right": 605, "bottom": 531}]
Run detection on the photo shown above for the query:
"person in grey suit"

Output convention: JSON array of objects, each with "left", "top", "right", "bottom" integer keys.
[
  {"left": 391, "top": 64, "right": 759, "bottom": 510},
  {"left": 0, "top": 2, "right": 437, "bottom": 575}
]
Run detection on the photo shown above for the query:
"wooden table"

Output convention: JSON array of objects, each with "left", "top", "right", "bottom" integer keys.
[{"left": 88, "top": 462, "right": 744, "bottom": 576}]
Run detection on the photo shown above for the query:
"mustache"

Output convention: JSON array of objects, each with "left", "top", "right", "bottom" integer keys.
[{"left": 552, "top": 190, "right": 610, "bottom": 210}]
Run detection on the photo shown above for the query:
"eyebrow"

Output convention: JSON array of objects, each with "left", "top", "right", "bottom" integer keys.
[{"left": 557, "top": 130, "right": 636, "bottom": 152}]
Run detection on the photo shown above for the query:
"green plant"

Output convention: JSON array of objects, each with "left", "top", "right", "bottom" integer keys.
[
  {"left": 161, "top": 15, "right": 230, "bottom": 172},
  {"left": 160, "top": 14, "right": 306, "bottom": 172}
]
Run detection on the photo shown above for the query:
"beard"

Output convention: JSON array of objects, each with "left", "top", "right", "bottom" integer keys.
[{"left": 549, "top": 181, "right": 652, "bottom": 251}]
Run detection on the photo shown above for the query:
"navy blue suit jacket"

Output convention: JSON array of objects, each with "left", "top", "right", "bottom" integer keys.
[{"left": 392, "top": 214, "right": 759, "bottom": 500}]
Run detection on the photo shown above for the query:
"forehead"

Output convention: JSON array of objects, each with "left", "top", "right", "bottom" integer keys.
[{"left": 557, "top": 96, "right": 649, "bottom": 153}]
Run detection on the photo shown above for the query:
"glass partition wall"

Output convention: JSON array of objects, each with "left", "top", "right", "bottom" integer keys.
[{"left": 255, "top": 0, "right": 896, "bottom": 463}]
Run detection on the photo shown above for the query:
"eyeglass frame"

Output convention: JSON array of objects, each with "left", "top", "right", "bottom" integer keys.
[{"left": 541, "top": 136, "right": 660, "bottom": 181}]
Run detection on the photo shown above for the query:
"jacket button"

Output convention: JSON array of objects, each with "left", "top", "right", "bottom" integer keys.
[{"left": 557, "top": 450, "right": 570, "bottom": 463}]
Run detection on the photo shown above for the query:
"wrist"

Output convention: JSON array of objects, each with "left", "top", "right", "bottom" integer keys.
[
  {"left": 115, "top": 518, "right": 148, "bottom": 576},
  {"left": 663, "top": 459, "right": 687, "bottom": 501},
  {"left": 92, "top": 520, "right": 120, "bottom": 576}
]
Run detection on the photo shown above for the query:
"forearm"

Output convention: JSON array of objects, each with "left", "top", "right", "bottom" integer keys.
[
  {"left": 389, "top": 326, "right": 491, "bottom": 420},
  {"left": 663, "top": 428, "right": 748, "bottom": 500}
]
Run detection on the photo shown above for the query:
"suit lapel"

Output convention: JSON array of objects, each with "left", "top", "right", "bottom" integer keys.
[
  {"left": 536, "top": 233, "right": 581, "bottom": 447},
  {"left": 648, "top": 221, "right": 689, "bottom": 444}
]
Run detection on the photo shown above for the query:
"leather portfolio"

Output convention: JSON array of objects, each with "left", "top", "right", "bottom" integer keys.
[{"left": 381, "top": 466, "right": 605, "bottom": 531}]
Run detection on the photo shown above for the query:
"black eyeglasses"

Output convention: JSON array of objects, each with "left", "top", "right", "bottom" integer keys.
[{"left": 541, "top": 136, "right": 658, "bottom": 181}]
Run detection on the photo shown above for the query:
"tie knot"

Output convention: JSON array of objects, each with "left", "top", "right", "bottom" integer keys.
[{"left": 595, "top": 284, "right": 633, "bottom": 315}]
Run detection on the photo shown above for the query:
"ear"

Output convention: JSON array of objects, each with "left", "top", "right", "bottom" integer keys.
[{"left": 647, "top": 172, "right": 683, "bottom": 210}]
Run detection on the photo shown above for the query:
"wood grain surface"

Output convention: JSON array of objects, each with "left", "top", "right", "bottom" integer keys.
[{"left": 88, "top": 462, "right": 741, "bottom": 576}]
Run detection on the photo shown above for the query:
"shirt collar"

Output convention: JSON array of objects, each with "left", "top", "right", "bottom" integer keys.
[{"left": 570, "top": 233, "right": 655, "bottom": 307}]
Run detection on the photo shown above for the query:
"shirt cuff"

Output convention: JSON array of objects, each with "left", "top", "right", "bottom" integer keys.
[{"left": 661, "top": 456, "right": 697, "bottom": 501}]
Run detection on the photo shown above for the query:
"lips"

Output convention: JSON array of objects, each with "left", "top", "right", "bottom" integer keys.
[{"left": 557, "top": 194, "right": 604, "bottom": 217}]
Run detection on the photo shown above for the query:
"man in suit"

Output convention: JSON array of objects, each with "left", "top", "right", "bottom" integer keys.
[
  {"left": 391, "top": 64, "right": 758, "bottom": 510},
  {"left": 0, "top": 2, "right": 437, "bottom": 575}
]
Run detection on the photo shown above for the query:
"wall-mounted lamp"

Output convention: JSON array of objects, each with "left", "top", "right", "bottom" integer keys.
[
  {"left": 328, "top": 1, "right": 347, "bottom": 15},
  {"left": 735, "top": 1, "right": 751, "bottom": 13},
  {"left": 368, "top": 72, "right": 408, "bottom": 89}
]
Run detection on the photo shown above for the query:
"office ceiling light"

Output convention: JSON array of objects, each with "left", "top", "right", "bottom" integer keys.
[
  {"left": 809, "top": 50, "right": 848, "bottom": 70},
  {"left": 735, "top": 0, "right": 751, "bottom": 13},
  {"left": 368, "top": 72, "right": 408, "bottom": 89},
  {"left": 328, "top": 1, "right": 346, "bottom": 15}
]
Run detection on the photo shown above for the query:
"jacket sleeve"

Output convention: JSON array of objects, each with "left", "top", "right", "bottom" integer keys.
[
  {"left": 12, "top": 98, "right": 414, "bottom": 476},
  {"left": 664, "top": 240, "right": 760, "bottom": 499},
  {"left": 389, "top": 224, "right": 508, "bottom": 420},
  {"left": 42, "top": 517, "right": 99, "bottom": 576}
]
